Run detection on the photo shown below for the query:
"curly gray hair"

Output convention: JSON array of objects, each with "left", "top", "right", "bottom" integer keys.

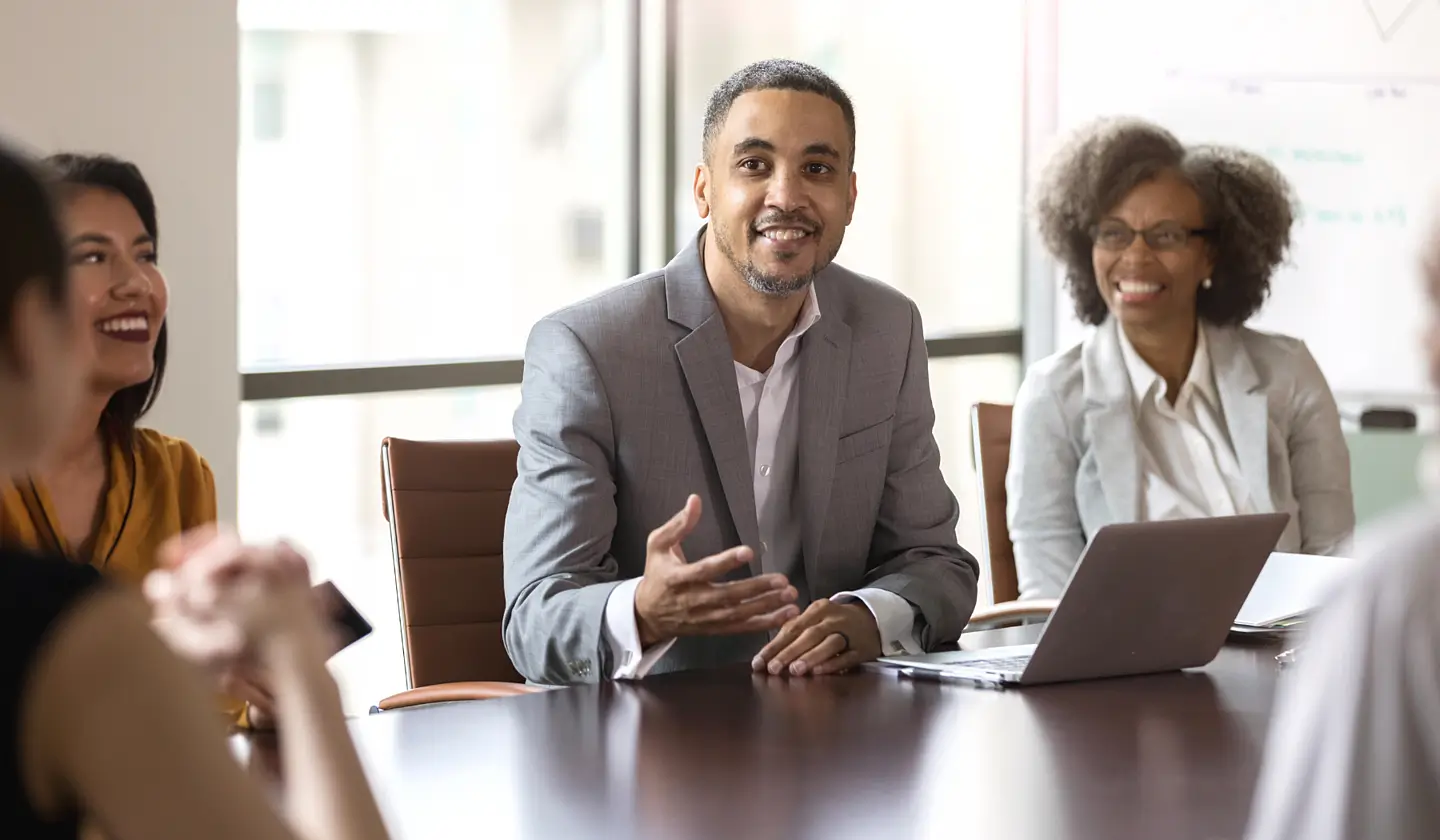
[{"left": 1034, "top": 117, "right": 1297, "bottom": 326}]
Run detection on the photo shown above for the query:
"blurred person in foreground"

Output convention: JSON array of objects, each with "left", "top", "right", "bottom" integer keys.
[
  {"left": 0, "top": 140, "right": 389, "bottom": 839},
  {"left": 1245, "top": 215, "right": 1440, "bottom": 840}
]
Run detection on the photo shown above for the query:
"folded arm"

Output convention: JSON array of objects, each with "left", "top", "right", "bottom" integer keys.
[{"left": 25, "top": 589, "right": 388, "bottom": 840}]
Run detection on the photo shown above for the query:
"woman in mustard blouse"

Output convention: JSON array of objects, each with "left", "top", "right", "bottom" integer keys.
[
  {"left": 0, "top": 154, "right": 214, "bottom": 579},
  {"left": 0, "top": 154, "right": 260, "bottom": 722}
]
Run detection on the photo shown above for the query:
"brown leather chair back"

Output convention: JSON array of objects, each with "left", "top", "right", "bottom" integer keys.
[
  {"left": 381, "top": 437, "right": 524, "bottom": 688},
  {"left": 971, "top": 403, "right": 1018, "bottom": 604}
]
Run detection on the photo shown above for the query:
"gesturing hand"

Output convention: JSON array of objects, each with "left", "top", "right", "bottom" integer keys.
[
  {"left": 751, "top": 599, "right": 882, "bottom": 677},
  {"left": 633, "top": 494, "right": 800, "bottom": 647}
]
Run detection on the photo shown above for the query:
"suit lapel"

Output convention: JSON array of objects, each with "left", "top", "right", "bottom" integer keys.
[
  {"left": 1082, "top": 320, "right": 1141, "bottom": 523},
  {"left": 667, "top": 232, "right": 762, "bottom": 571},
  {"left": 797, "top": 299, "right": 851, "bottom": 596},
  {"left": 1206, "top": 324, "right": 1272, "bottom": 511}
]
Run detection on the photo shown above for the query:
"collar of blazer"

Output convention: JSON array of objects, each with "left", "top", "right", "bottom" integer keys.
[{"left": 1080, "top": 317, "right": 1272, "bottom": 522}]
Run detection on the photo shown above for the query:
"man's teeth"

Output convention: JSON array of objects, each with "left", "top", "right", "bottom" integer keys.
[
  {"left": 99, "top": 316, "right": 148, "bottom": 333},
  {"left": 761, "top": 228, "right": 809, "bottom": 241},
  {"left": 1117, "top": 281, "right": 1161, "bottom": 294}
]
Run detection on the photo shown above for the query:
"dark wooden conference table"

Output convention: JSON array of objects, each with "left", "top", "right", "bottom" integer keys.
[{"left": 238, "top": 625, "right": 1287, "bottom": 840}]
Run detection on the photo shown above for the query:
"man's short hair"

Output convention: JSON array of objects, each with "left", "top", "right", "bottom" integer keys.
[{"left": 701, "top": 59, "right": 856, "bottom": 167}]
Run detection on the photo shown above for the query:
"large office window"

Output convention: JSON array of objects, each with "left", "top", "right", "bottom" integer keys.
[
  {"left": 238, "top": 0, "right": 633, "bottom": 712},
  {"left": 239, "top": 0, "right": 1027, "bottom": 713},
  {"left": 238, "top": 0, "right": 632, "bottom": 370}
]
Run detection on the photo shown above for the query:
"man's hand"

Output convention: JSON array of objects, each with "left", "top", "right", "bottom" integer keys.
[
  {"left": 634, "top": 495, "right": 800, "bottom": 647},
  {"left": 751, "top": 600, "right": 882, "bottom": 676}
]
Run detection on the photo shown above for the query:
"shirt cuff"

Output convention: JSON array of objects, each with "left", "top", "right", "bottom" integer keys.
[
  {"left": 832, "top": 588, "right": 923, "bottom": 656},
  {"left": 602, "top": 577, "right": 677, "bottom": 679}
]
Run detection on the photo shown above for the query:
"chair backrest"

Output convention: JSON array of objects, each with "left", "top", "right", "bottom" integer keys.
[
  {"left": 970, "top": 403, "right": 1018, "bottom": 603},
  {"left": 381, "top": 437, "right": 524, "bottom": 688}
]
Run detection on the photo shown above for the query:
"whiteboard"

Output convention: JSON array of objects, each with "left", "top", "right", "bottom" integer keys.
[{"left": 1048, "top": 0, "right": 1440, "bottom": 398}]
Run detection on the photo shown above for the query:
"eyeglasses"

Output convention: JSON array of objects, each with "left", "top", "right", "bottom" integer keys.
[{"left": 1091, "top": 220, "right": 1210, "bottom": 252}]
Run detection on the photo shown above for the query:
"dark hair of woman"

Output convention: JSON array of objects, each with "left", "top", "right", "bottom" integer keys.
[{"left": 0, "top": 144, "right": 68, "bottom": 341}]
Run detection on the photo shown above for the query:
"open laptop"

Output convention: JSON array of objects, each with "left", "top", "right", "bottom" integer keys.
[{"left": 878, "top": 513, "right": 1290, "bottom": 687}]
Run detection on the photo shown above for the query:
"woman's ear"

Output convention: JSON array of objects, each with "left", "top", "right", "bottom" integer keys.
[{"left": 1199, "top": 241, "right": 1217, "bottom": 286}]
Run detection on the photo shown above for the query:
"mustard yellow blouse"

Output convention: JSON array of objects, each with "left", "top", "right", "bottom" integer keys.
[
  {"left": 0, "top": 428, "right": 217, "bottom": 584},
  {"left": 0, "top": 428, "right": 249, "bottom": 722}
]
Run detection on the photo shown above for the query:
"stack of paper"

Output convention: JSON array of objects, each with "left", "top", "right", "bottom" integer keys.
[{"left": 1232, "top": 551, "right": 1359, "bottom": 632}]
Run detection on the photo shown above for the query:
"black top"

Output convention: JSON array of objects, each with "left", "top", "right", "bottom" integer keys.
[{"left": 2, "top": 547, "right": 101, "bottom": 839}]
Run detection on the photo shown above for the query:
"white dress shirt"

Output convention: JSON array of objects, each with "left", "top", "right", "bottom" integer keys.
[
  {"left": 602, "top": 284, "right": 923, "bottom": 679},
  {"left": 1246, "top": 505, "right": 1440, "bottom": 840},
  {"left": 1118, "top": 326, "right": 1256, "bottom": 521}
]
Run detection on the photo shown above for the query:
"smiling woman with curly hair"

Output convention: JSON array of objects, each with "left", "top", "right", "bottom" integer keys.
[{"left": 1008, "top": 117, "right": 1355, "bottom": 600}]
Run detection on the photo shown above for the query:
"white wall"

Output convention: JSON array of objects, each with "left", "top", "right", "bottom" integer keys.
[{"left": 0, "top": 0, "right": 239, "bottom": 520}]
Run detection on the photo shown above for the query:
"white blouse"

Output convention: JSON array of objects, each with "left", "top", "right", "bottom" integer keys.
[{"left": 1118, "top": 326, "right": 1256, "bottom": 522}]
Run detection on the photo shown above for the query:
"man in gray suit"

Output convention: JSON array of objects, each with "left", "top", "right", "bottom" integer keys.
[{"left": 503, "top": 59, "right": 978, "bottom": 685}]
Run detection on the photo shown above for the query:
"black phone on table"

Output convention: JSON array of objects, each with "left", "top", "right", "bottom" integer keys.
[{"left": 311, "top": 580, "right": 373, "bottom": 658}]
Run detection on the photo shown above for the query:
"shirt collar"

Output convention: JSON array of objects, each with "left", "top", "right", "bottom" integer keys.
[
  {"left": 732, "top": 283, "right": 822, "bottom": 380},
  {"left": 790, "top": 282, "right": 822, "bottom": 340},
  {"left": 1117, "top": 323, "right": 1216, "bottom": 408}
]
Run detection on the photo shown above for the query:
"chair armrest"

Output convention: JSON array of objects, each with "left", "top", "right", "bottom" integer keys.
[
  {"left": 964, "top": 599, "right": 1058, "bottom": 632},
  {"left": 375, "top": 681, "right": 548, "bottom": 711}
]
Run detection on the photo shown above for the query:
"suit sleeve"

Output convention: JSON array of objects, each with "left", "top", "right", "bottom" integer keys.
[
  {"left": 502, "top": 318, "right": 627, "bottom": 685},
  {"left": 1006, "top": 366, "right": 1086, "bottom": 599},
  {"left": 1286, "top": 341, "right": 1355, "bottom": 556},
  {"left": 860, "top": 301, "right": 980, "bottom": 649}
]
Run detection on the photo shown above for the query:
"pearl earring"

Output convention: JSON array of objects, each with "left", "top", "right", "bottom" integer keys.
[{"left": 1201, "top": 277, "right": 1213, "bottom": 289}]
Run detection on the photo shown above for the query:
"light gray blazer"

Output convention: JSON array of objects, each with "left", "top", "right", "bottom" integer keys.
[
  {"left": 1007, "top": 318, "right": 1355, "bottom": 600},
  {"left": 503, "top": 230, "right": 979, "bottom": 685}
]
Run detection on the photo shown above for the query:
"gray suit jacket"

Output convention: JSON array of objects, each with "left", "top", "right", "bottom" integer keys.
[
  {"left": 1007, "top": 318, "right": 1355, "bottom": 600},
  {"left": 503, "top": 231, "right": 979, "bottom": 684}
]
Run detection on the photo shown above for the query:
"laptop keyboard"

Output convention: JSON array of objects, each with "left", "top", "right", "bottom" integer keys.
[{"left": 949, "top": 654, "right": 1032, "bottom": 673}]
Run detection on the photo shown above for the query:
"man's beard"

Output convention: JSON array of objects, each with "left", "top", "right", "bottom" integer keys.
[{"left": 713, "top": 213, "right": 840, "bottom": 298}]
